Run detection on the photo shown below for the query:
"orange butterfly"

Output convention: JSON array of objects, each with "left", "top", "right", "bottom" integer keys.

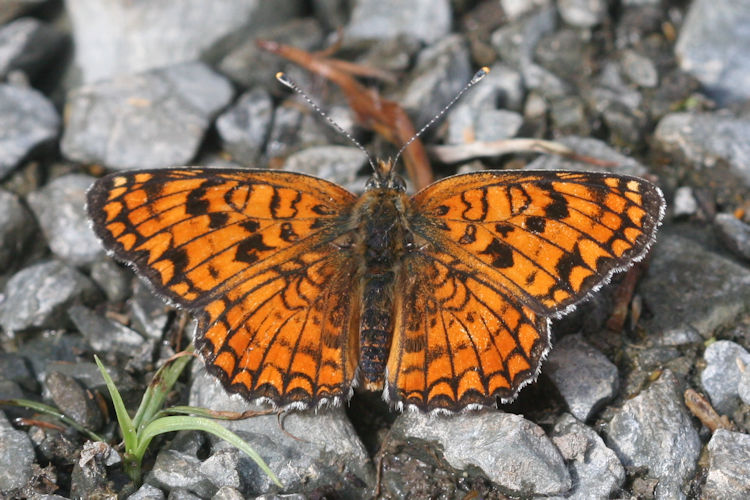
[{"left": 87, "top": 160, "right": 664, "bottom": 412}]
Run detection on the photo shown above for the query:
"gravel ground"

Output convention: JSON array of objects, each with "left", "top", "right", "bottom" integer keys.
[{"left": 1, "top": 1, "right": 750, "bottom": 499}]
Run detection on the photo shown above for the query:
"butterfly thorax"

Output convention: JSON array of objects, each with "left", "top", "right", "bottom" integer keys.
[{"left": 352, "top": 182, "right": 414, "bottom": 391}]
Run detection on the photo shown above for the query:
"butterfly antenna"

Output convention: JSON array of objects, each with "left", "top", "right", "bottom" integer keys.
[
  {"left": 276, "top": 72, "right": 379, "bottom": 175},
  {"left": 391, "top": 66, "right": 490, "bottom": 171}
]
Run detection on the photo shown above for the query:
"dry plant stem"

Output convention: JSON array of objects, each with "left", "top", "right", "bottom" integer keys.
[
  {"left": 257, "top": 39, "right": 434, "bottom": 190},
  {"left": 684, "top": 388, "right": 736, "bottom": 432},
  {"left": 606, "top": 261, "right": 647, "bottom": 332},
  {"left": 428, "top": 138, "right": 618, "bottom": 167}
]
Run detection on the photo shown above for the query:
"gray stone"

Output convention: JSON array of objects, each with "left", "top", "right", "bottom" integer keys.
[
  {"left": 61, "top": 62, "right": 233, "bottom": 171},
  {"left": 445, "top": 64, "right": 524, "bottom": 144},
  {"left": 356, "top": 35, "right": 422, "bottom": 74},
  {"left": 715, "top": 213, "right": 750, "bottom": 261},
  {"left": 282, "top": 146, "right": 366, "bottom": 191},
  {"left": 168, "top": 490, "right": 203, "bottom": 500},
  {"left": 189, "top": 367, "right": 374, "bottom": 496},
  {"left": 0, "top": 17, "right": 65, "bottom": 81},
  {"left": 604, "top": 370, "right": 700, "bottom": 500},
  {"left": 675, "top": 0, "right": 750, "bottom": 104},
  {"left": 654, "top": 112, "right": 750, "bottom": 187},
  {"left": 0, "top": 260, "right": 100, "bottom": 334},
  {"left": 265, "top": 101, "right": 333, "bottom": 162},
  {"left": 589, "top": 61, "right": 644, "bottom": 127},
  {"left": 524, "top": 65, "right": 571, "bottom": 101},
  {"left": 16, "top": 333, "right": 90, "bottom": 384},
  {"left": 740, "top": 366, "right": 750, "bottom": 406},
  {"left": 251, "top": 495, "right": 306, "bottom": 500},
  {"left": 0, "top": 412, "right": 34, "bottom": 491},
  {"left": 0, "top": 188, "right": 35, "bottom": 271},
  {"left": 89, "top": 257, "right": 132, "bottom": 303},
  {"left": 345, "top": 0, "right": 451, "bottom": 45},
  {"left": 558, "top": 0, "right": 607, "bottom": 28},
  {"left": 639, "top": 234, "right": 750, "bottom": 341},
  {"left": 500, "top": 0, "right": 552, "bottom": 20},
  {"left": 68, "top": 304, "right": 145, "bottom": 353},
  {"left": 147, "top": 449, "right": 216, "bottom": 499},
  {"left": 27, "top": 173, "right": 103, "bottom": 266},
  {"left": 65, "top": 0, "right": 301, "bottom": 83},
  {"left": 549, "top": 414, "right": 625, "bottom": 500},
  {"left": 44, "top": 370, "right": 103, "bottom": 430},
  {"left": 0, "top": 351, "right": 35, "bottom": 391},
  {"left": 599, "top": 102, "right": 647, "bottom": 150},
  {"left": 200, "top": 448, "right": 244, "bottom": 491},
  {"left": 398, "top": 35, "right": 472, "bottom": 128},
  {"left": 217, "top": 88, "right": 273, "bottom": 166},
  {"left": 524, "top": 136, "right": 649, "bottom": 177},
  {"left": 127, "top": 482, "right": 166, "bottom": 500},
  {"left": 620, "top": 49, "right": 658, "bottom": 88},
  {"left": 491, "top": 6, "right": 557, "bottom": 67},
  {"left": 0, "top": 379, "right": 24, "bottom": 402},
  {"left": 673, "top": 186, "right": 698, "bottom": 218},
  {"left": 701, "top": 340, "right": 750, "bottom": 415},
  {"left": 45, "top": 360, "right": 138, "bottom": 397},
  {"left": 127, "top": 279, "right": 171, "bottom": 340},
  {"left": 217, "top": 18, "right": 324, "bottom": 90},
  {"left": 0, "top": 83, "right": 59, "bottom": 177},
  {"left": 550, "top": 96, "right": 590, "bottom": 136},
  {"left": 557, "top": 0, "right": 609, "bottom": 28},
  {"left": 211, "top": 486, "right": 245, "bottom": 500},
  {"left": 703, "top": 429, "right": 750, "bottom": 499},
  {"left": 393, "top": 411, "right": 571, "bottom": 496},
  {"left": 545, "top": 334, "right": 619, "bottom": 422}
]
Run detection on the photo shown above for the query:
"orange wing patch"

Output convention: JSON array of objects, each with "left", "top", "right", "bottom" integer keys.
[
  {"left": 385, "top": 169, "right": 665, "bottom": 410},
  {"left": 198, "top": 248, "right": 360, "bottom": 406},
  {"left": 387, "top": 249, "right": 548, "bottom": 410},
  {"left": 411, "top": 170, "right": 665, "bottom": 316},
  {"left": 87, "top": 168, "right": 356, "bottom": 307},
  {"left": 88, "top": 168, "right": 360, "bottom": 406}
]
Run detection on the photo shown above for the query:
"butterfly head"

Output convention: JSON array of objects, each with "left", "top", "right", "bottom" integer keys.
[{"left": 366, "top": 159, "right": 406, "bottom": 192}]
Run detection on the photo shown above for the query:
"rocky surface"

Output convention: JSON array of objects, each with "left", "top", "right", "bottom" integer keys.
[
  {"left": 604, "top": 370, "right": 701, "bottom": 499},
  {"left": 61, "top": 62, "right": 233, "bottom": 170},
  {"left": 0, "top": 83, "right": 59, "bottom": 177},
  {"left": 0, "top": 1, "right": 749, "bottom": 498},
  {"left": 27, "top": 173, "right": 102, "bottom": 266},
  {"left": 545, "top": 334, "right": 619, "bottom": 422},
  {"left": 393, "top": 411, "right": 571, "bottom": 496}
]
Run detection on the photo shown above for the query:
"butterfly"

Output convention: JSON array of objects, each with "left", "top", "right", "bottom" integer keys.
[{"left": 87, "top": 159, "right": 665, "bottom": 412}]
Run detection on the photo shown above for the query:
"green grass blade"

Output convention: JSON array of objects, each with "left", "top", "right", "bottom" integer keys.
[
  {"left": 136, "top": 415, "right": 282, "bottom": 487},
  {"left": 94, "top": 355, "right": 137, "bottom": 453},
  {"left": 0, "top": 398, "right": 106, "bottom": 442},
  {"left": 132, "top": 347, "right": 194, "bottom": 430}
]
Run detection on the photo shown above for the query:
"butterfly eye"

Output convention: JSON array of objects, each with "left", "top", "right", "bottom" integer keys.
[
  {"left": 365, "top": 176, "right": 380, "bottom": 191},
  {"left": 390, "top": 175, "right": 407, "bottom": 192}
]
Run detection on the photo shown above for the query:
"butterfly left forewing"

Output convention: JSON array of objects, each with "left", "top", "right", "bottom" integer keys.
[
  {"left": 88, "top": 167, "right": 362, "bottom": 408},
  {"left": 87, "top": 168, "right": 356, "bottom": 307}
]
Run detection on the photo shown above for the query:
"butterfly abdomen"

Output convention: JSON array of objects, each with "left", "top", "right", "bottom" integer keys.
[
  {"left": 359, "top": 272, "right": 395, "bottom": 390},
  {"left": 354, "top": 188, "right": 413, "bottom": 391}
]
